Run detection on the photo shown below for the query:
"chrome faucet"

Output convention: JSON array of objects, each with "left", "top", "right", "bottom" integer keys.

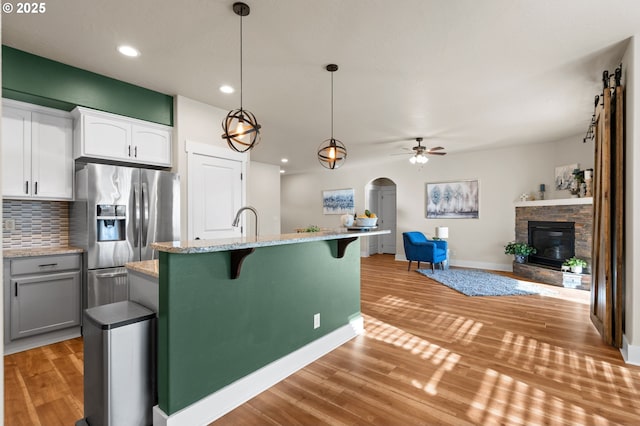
[{"left": 232, "top": 206, "right": 259, "bottom": 239}]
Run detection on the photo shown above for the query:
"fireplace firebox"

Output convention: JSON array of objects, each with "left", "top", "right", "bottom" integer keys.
[{"left": 527, "top": 221, "right": 575, "bottom": 269}]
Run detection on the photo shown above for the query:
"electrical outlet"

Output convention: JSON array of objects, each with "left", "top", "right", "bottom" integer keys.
[
  {"left": 4, "top": 219, "right": 15, "bottom": 231},
  {"left": 313, "top": 313, "right": 320, "bottom": 329}
]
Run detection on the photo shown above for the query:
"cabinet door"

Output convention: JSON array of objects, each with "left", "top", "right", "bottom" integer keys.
[
  {"left": 31, "top": 112, "right": 74, "bottom": 200},
  {"left": 1, "top": 106, "right": 32, "bottom": 198},
  {"left": 82, "top": 114, "right": 132, "bottom": 162},
  {"left": 10, "top": 271, "right": 81, "bottom": 340},
  {"left": 132, "top": 124, "right": 172, "bottom": 166}
]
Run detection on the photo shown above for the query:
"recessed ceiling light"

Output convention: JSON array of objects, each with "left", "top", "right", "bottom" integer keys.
[
  {"left": 117, "top": 45, "right": 140, "bottom": 57},
  {"left": 281, "top": 158, "right": 289, "bottom": 163},
  {"left": 280, "top": 169, "right": 285, "bottom": 174},
  {"left": 220, "top": 85, "right": 235, "bottom": 94}
]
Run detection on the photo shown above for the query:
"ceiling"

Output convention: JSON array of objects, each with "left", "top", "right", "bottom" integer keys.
[{"left": 3, "top": 0, "right": 639, "bottom": 173}]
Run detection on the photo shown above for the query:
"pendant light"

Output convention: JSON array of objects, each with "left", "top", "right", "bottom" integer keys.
[
  {"left": 221, "top": 2, "right": 261, "bottom": 153},
  {"left": 317, "top": 64, "right": 347, "bottom": 169}
]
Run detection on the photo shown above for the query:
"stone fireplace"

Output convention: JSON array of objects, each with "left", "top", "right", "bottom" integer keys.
[{"left": 513, "top": 198, "right": 592, "bottom": 290}]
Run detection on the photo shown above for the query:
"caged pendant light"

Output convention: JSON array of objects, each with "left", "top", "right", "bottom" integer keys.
[
  {"left": 221, "top": 2, "right": 261, "bottom": 153},
  {"left": 317, "top": 64, "right": 347, "bottom": 169}
]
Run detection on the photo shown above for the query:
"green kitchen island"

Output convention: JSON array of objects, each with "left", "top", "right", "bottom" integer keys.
[{"left": 150, "top": 229, "right": 389, "bottom": 426}]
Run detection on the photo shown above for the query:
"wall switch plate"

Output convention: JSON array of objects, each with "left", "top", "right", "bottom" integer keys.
[
  {"left": 4, "top": 218, "right": 15, "bottom": 231},
  {"left": 313, "top": 313, "right": 320, "bottom": 329}
]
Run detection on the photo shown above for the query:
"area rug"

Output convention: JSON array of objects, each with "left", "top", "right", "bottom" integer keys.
[{"left": 416, "top": 269, "right": 556, "bottom": 297}]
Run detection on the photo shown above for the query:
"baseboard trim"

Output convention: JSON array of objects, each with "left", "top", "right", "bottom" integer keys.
[
  {"left": 449, "top": 259, "right": 512, "bottom": 272},
  {"left": 152, "top": 316, "right": 364, "bottom": 426},
  {"left": 621, "top": 334, "right": 640, "bottom": 366},
  {"left": 393, "top": 255, "right": 511, "bottom": 273},
  {"left": 4, "top": 327, "right": 81, "bottom": 355}
]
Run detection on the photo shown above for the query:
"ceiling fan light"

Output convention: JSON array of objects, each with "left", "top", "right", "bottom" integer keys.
[{"left": 409, "top": 156, "right": 417, "bottom": 164}]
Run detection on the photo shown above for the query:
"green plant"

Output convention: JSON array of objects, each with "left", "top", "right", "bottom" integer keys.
[
  {"left": 504, "top": 241, "right": 537, "bottom": 256},
  {"left": 565, "top": 257, "right": 587, "bottom": 267},
  {"left": 303, "top": 225, "right": 321, "bottom": 232}
]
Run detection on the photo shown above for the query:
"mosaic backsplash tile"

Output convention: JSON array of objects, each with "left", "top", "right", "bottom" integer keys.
[{"left": 2, "top": 200, "right": 70, "bottom": 249}]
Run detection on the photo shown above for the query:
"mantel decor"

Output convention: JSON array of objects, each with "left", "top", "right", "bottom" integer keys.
[
  {"left": 426, "top": 180, "right": 479, "bottom": 219},
  {"left": 322, "top": 188, "right": 354, "bottom": 214}
]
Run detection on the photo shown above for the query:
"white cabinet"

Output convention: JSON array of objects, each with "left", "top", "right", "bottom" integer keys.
[
  {"left": 73, "top": 107, "right": 172, "bottom": 167},
  {"left": 3, "top": 253, "right": 82, "bottom": 353},
  {"left": 1, "top": 100, "right": 73, "bottom": 200}
]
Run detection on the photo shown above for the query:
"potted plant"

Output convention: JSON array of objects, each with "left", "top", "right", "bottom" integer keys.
[
  {"left": 565, "top": 257, "right": 587, "bottom": 274},
  {"left": 504, "top": 241, "right": 536, "bottom": 264}
]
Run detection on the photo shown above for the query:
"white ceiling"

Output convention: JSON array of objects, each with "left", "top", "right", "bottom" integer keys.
[{"left": 3, "top": 0, "right": 639, "bottom": 173}]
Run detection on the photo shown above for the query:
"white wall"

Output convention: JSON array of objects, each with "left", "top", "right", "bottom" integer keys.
[
  {"left": 622, "top": 35, "right": 640, "bottom": 364},
  {"left": 247, "top": 161, "right": 281, "bottom": 236},
  {"left": 174, "top": 96, "right": 230, "bottom": 239},
  {"left": 282, "top": 135, "right": 593, "bottom": 271}
]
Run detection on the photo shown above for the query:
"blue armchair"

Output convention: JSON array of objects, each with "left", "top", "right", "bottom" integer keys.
[{"left": 402, "top": 231, "right": 448, "bottom": 272}]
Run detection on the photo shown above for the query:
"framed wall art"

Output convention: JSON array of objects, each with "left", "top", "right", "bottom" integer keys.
[
  {"left": 322, "top": 188, "right": 355, "bottom": 214},
  {"left": 555, "top": 163, "right": 579, "bottom": 190},
  {"left": 425, "top": 180, "right": 479, "bottom": 219}
]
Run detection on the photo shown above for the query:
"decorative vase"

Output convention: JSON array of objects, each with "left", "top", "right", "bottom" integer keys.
[
  {"left": 341, "top": 214, "right": 354, "bottom": 227},
  {"left": 571, "top": 265, "right": 583, "bottom": 274},
  {"left": 514, "top": 254, "right": 526, "bottom": 264}
]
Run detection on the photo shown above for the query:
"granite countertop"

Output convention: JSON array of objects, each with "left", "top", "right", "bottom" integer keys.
[
  {"left": 152, "top": 229, "right": 391, "bottom": 254},
  {"left": 125, "top": 259, "right": 159, "bottom": 278},
  {"left": 3, "top": 246, "right": 84, "bottom": 258}
]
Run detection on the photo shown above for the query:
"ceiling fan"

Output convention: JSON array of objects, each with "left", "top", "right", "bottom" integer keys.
[{"left": 401, "top": 138, "right": 447, "bottom": 164}]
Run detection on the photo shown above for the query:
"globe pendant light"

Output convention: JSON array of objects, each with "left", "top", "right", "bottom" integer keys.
[
  {"left": 222, "top": 2, "right": 261, "bottom": 153},
  {"left": 317, "top": 64, "right": 347, "bottom": 169}
]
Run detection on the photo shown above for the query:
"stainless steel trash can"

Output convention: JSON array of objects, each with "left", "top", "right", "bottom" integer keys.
[{"left": 79, "top": 301, "right": 156, "bottom": 426}]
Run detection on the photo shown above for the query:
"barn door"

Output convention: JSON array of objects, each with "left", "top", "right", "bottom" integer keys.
[{"left": 590, "top": 77, "right": 624, "bottom": 348}]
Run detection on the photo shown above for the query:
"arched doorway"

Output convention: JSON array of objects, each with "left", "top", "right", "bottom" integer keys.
[{"left": 365, "top": 178, "right": 397, "bottom": 256}]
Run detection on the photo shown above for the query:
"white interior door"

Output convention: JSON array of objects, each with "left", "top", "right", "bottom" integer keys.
[
  {"left": 379, "top": 187, "right": 397, "bottom": 254},
  {"left": 188, "top": 142, "right": 246, "bottom": 240}
]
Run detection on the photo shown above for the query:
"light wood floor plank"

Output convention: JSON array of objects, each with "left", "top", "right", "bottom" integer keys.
[{"left": 5, "top": 255, "right": 640, "bottom": 425}]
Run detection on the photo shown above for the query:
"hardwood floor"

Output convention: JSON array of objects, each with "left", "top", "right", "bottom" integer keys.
[{"left": 5, "top": 255, "right": 640, "bottom": 425}]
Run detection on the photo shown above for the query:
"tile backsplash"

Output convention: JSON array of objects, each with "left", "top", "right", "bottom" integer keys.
[{"left": 2, "top": 200, "right": 70, "bottom": 249}]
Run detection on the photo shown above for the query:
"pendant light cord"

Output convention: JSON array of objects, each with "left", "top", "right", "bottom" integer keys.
[
  {"left": 330, "top": 71, "right": 334, "bottom": 139},
  {"left": 239, "top": 11, "right": 244, "bottom": 109}
]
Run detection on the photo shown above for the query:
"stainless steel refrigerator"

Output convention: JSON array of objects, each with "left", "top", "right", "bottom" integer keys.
[{"left": 71, "top": 163, "right": 180, "bottom": 309}]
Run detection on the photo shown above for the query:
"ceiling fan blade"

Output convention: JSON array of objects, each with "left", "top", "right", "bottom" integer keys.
[
  {"left": 428, "top": 146, "right": 445, "bottom": 151},
  {"left": 428, "top": 152, "right": 447, "bottom": 156}
]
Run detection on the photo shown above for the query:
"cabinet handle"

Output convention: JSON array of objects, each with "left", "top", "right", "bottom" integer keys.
[
  {"left": 128, "top": 145, "right": 131, "bottom": 157},
  {"left": 95, "top": 271, "right": 128, "bottom": 279},
  {"left": 38, "top": 263, "right": 58, "bottom": 268},
  {"left": 134, "top": 146, "right": 138, "bottom": 158},
  {"left": 15, "top": 282, "right": 18, "bottom": 297},
  {"left": 35, "top": 181, "right": 38, "bottom": 195},
  {"left": 25, "top": 181, "right": 29, "bottom": 194}
]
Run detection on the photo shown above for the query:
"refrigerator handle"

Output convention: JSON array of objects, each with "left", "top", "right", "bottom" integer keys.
[
  {"left": 142, "top": 182, "right": 149, "bottom": 246},
  {"left": 133, "top": 183, "right": 140, "bottom": 248}
]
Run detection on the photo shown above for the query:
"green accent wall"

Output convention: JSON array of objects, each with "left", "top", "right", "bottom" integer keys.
[
  {"left": 2, "top": 46, "right": 173, "bottom": 125},
  {"left": 157, "top": 239, "right": 361, "bottom": 415}
]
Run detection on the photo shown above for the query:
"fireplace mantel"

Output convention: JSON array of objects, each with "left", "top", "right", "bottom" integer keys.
[{"left": 514, "top": 197, "right": 593, "bottom": 208}]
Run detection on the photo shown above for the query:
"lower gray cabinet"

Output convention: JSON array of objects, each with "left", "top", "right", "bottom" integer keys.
[
  {"left": 4, "top": 253, "right": 82, "bottom": 352},
  {"left": 10, "top": 270, "right": 80, "bottom": 339}
]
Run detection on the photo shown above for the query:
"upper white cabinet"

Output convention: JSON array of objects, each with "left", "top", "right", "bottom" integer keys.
[
  {"left": 1, "top": 100, "right": 74, "bottom": 200},
  {"left": 72, "top": 107, "right": 172, "bottom": 167}
]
